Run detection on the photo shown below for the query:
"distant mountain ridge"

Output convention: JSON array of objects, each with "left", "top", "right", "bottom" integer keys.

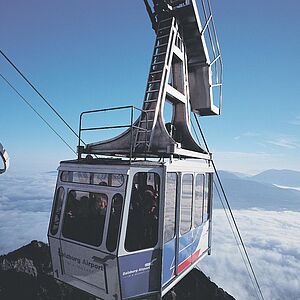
[
  {"left": 216, "top": 170, "right": 300, "bottom": 211},
  {"left": 251, "top": 169, "right": 300, "bottom": 188}
]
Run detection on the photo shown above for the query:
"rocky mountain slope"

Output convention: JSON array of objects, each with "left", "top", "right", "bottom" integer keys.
[{"left": 0, "top": 240, "right": 235, "bottom": 300}]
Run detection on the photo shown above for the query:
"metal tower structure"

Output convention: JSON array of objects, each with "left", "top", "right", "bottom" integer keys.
[{"left": 78, "top": 0, "right": 222, "bottom": 160}]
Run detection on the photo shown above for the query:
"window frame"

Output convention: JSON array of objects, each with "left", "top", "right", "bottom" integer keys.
[
  {"left": 106, "top": 193, "right": 124, "bottom": 252},
  {"left": 60, "top": 171, "right": 125, "bottom": 188}
]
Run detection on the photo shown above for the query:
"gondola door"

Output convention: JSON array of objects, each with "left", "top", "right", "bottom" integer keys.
[
  {"left": 58, "top": 186, "right": 121, "bottom": 299},
  {"left": 118, "top": 170, "right": 162, "bottom": 299}
]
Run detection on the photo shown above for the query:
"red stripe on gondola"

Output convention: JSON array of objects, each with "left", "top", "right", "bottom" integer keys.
[
  {"left": 176, "top": 248, "right": 202, "bottom": 274},
  {"left": 191, "top": 249, "right": 201, "bottom": 262},
  {"left": 177, "top": 256, "right": 192, "bottom": 273}
]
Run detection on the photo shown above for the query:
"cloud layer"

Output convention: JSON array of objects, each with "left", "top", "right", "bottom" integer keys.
[
  {"left": 1, "top": 172, "right": 300, "bottom": 299},
  {"left": 0, "top": 172, "right": 56, "bottom": 254},
  {"left": 199, "top": 209, "right": 300, "bottom": 300}
]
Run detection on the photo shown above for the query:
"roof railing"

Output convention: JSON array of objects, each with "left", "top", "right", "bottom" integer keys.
[
  {"left": 78, "top": 106, "right": 149, "bottom": 162},
  {"left": 200, "top": 0, "right": 223, "bottom": 113}
]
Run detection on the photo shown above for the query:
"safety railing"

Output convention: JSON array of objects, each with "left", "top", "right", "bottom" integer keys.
[
  {"left": 199, "top": 0, "right": 223, "bottom": 113},
  {"left": 169, "top": 0, "right": 191, "bottom": 7},
  {"left": 170, "top": 0, "right": 223, "bottom": 114},
  {"left": 78, "top": 106, "right": 149, "bottom": 161}
]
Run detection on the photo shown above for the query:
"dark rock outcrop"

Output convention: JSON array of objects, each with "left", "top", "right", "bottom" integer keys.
[
  {"left": 0, "top": 241, "right": 93, "bottom": 300},
  {"left": 163, "top": 269, "right": 235, "bottom": 300},
  {"left": 0, "top": 241, "right": 235, "bottom": 300}
]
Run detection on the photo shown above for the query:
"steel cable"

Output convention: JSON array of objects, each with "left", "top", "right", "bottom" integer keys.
[
  {"left": 0, "top": 49, "right": 86, "bottom": 146},
  {"left": 0, "top": 73, "right": 76, "bottom": 155},
  {"left": 192, "top": 113, "right": 265, "bottom": 300}
]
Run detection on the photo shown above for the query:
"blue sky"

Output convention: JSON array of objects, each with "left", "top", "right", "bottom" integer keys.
[{"left": 1, "top": 0, "right": 300, "bottom": 174}]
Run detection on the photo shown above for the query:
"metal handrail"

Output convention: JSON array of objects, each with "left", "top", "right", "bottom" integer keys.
[
  {"left": 78, "top": 105, "right": 149, "bottom": 161},
  {"left": 200, "top": 0, "right": 223, "bottom": 113}
]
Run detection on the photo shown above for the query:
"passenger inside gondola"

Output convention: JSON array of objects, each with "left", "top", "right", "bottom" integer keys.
[
  {"left": 125, "top": 172, "right": 160, "bottom": 251},
  {"left": 62, "top": 191, "right": 108, "bottom": 247}
]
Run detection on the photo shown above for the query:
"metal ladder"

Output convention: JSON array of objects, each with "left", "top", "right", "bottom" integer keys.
[{"left": 134, "top": 17, "right": 174, "bottom": 152}]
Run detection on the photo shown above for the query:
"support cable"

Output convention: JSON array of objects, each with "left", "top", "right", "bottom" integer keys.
[
  {"left": 214, "top": 181, "right": 261, "bottom": 300},
  {"left": 0, "top": 73, "right": 76, "bottom": 155},
  {"left": 193, "top": 118, "right": 256, "bottom": 295},
  {"left": 192, "top": 118, "right": 256, "bottom": 292},
  {"left": 0, "top": 49, "right": 86, "bottom": 146},
  {"left": 192, "top": 113, "right": 265, "bottom": 300}
]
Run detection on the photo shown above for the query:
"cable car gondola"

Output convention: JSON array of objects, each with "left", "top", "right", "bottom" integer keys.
[
  {"left": 0, "top": 143, "right": 9, "bottom": 175},
  {"left": 48, "top": 0, "right": 222, "bottom": 299}
]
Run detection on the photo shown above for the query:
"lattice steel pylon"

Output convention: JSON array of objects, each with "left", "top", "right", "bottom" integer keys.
[{"left": 83, "top": 0, "right": 222, "bottom": 159}]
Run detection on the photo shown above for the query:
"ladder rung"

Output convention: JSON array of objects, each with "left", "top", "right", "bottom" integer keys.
[
  {"left": 148, "top": 80, "right": 161, "bottom": 84},
  {"left": 144, "top": 99, "right": 158, "bottom": 103},
  {"left": 159, "top": 18, "right": 172, "bottom": 25},
  {"left": 140, "top": 119, "right": 154, "bottom": 123},
  {"left": 157, "top": 34, "right": 170, "bottom": 40},
  {"left": 153, "top": 52, "right": 167, "bottom": 57},
  {"left": 152, "top": 61, "right": 165, "bottom": 66},
  {"left": 158, "top": 25, "right": 171, "bottom": 31},
  {"left": 149, "top": 70, "right": 163, "bottom": 75},
  {"left": 146, "top": 89, "right": 159, "bottom": 93},
  {"left": 155, "top": 43, "right": 168, "bottom": 49}
]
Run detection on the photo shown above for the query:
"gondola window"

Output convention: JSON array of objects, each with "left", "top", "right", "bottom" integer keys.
[
  {"left": 61, "top": 171, "right": 124, "bottom": 187},
  {"left": 180, "top": 174, "right": 193, "bottom": 234},
  {"left": 62, "top": 190, "right": 108, "bottom": 246},
  {"left": 203, "top": 174, "right": 210, "bottom": 220},
  {"left": 50, "top": 187, "right": 64, "bottom": 235},
  {"left": 164, "top": 173, "right": 177, "bottom": 242},
  {"left": 194, "top": 174, "right": 204, "bottom": 226},
  {"left": 125, "top": 172, "right": 160, "bottom": 251}
]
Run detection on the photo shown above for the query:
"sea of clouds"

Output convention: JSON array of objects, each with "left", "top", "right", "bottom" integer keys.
[
  {"left": 199, "top": 209, "right": 300, "bottom": 300},
  {"left": 0, "top": 171, "right": 300, "bottom": 299},
  {"left": 0, "top": 171, "right": 56, "bottom": 254}
]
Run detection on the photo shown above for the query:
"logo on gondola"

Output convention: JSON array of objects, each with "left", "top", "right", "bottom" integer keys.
[
  {"left": 60, "top": 251, "right": 104, "bottom": 271},
  {"left": 122, "top": 258, "right": 157, "bottom": 278}
]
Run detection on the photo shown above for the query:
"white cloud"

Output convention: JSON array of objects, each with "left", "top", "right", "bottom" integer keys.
[
  {"left": 234, "top": 132, "right": 261, "bottom": 140},
  {"left": 0, "top": 172, "right": 56, "bottom": 254},
  {"left": 267, "top": 136, "right": 300, "bottom": 149},
  {"left": 0, "top": 210, "right": 50, "bottom": 254},
  {"left": 289, "top": 116, "right": 300, "bottom": 126},
  {"left": 198, "top": 209, "right": 300, "bottom": 300}
]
